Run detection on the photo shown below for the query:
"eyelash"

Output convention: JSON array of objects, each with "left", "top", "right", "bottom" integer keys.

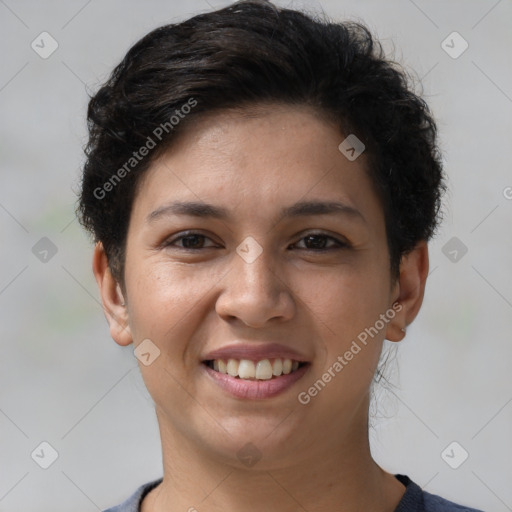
[{"left": 163, "top": 231, "right": 349, "bottom": 252}]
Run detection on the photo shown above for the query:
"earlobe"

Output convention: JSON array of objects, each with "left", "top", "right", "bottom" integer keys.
[
  {"left": 92, "top": 242, "right": 133, "bottom": 346},
  {"left": 385, "top": 241, "right": 429, "bottom": 342}
]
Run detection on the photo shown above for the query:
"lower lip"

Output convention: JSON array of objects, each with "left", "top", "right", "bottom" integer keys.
[{"left": 202, "top": 363, "right": 310, "bottom": 400}]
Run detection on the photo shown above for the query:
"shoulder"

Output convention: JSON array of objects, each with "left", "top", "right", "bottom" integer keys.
[
  {"left": 423, "top": 489, "right": 485, "bottom": 512},
  {"left": 102, "top": 478, "right": 163, "bottom": 512},
  {"left": 394, "top": 474, "right": 485, "bottom": 512}
]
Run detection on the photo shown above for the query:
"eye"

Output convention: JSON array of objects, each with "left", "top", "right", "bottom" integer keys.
[
  {"left": 164, "top": 231, "right": 218, "bottom": 250},
  {"left": 291, "top": 232, "right": 348, "bottom": 251}
]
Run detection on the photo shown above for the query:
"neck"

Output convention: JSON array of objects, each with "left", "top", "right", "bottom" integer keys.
[{"left": 142, "top": 403, "right": 406, "bottom": 512}]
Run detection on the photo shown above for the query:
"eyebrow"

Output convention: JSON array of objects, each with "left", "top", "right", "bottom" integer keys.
[{"left": 146, "top": 199, "right": 366, "bottom": 224}]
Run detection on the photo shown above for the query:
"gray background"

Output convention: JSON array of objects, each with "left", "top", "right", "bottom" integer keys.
[{"left": 1, "top": 0, "right": 511, "bottom": 510}]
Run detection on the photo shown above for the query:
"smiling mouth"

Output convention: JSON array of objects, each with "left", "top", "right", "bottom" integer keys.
[{"left": 203, "top": 358, "right": 308, "bottom": 380}]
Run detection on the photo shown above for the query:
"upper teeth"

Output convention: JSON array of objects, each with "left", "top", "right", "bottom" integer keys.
[{"left": 210, "top": 358, "right": 300, "bottom": 380}]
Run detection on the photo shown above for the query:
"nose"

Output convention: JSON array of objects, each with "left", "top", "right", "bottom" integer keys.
[{"left": 215, "top": 246, "right": 295, "bottom": 328}]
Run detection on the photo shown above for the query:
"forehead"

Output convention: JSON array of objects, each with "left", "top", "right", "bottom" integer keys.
[{"left": 131, "top": 105, "right": 383, "bottom": 228}]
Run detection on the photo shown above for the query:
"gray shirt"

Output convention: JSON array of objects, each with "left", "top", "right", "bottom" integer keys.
[{"left": 102, "top": 474, "right": 484, "bottom": 511}]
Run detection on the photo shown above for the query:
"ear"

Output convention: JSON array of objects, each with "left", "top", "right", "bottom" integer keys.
[
  {"left": 92, "top": 242, "right": 133, "bottom": 346},
  {"left": 385, "top": 240, "right": 429, "bottom": 342}
]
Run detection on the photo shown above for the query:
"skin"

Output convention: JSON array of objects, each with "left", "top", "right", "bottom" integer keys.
[{"left": 93, "top": 104, "right": 429, "bottom": 512}]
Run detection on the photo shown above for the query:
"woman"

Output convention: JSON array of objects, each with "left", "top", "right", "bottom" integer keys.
[{"left": 78, "top": 1, "right": 483, "bottom": 510}]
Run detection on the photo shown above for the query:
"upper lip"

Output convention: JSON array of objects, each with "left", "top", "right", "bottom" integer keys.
[{"left": 202, "top": 342, "right": 310, "bottom": 362}]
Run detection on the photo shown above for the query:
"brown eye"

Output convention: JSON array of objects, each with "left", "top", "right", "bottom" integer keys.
[
  {"left": 165, "top": 232, "right": 217, "bottom": 250},
  {"left": 292, "top": 233, "right": 348, "bottom": 251}
]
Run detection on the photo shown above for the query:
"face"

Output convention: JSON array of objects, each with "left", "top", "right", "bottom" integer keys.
[{"left": 112, "top": 105, "right": 404, "bottom": 468}]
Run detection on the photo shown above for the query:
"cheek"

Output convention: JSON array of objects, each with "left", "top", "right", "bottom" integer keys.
[
  {"left": 125, "top": 262, "right": 211, "bottom": 342},
  {"left": 300, "top": 264, "right": 390, "bottom": 330},
  {"left": 297, "top": 273, "right": 389, "bottom": 416},
  {"left": 298, "top": 264, "right": 391, "bottom": 380}
]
